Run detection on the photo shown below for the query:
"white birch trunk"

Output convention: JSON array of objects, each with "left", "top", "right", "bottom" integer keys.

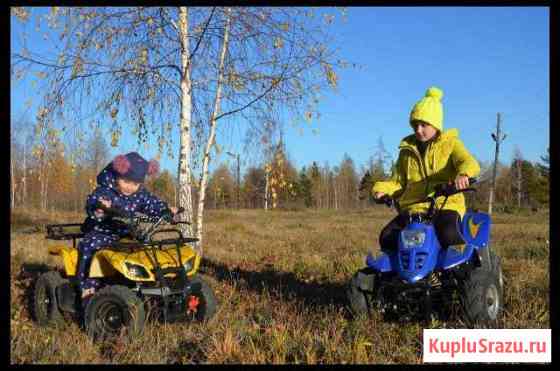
[
  {"left": 40, "top": 162, "right": 47, "bottom": 211},
  {"left": 177, "top": 7, "right": 194, "bottom": 238},
  {"left": 39, "top": 163, "right": 44, "bottom": 211},
  {"left": 43, "top": 162, "right": 49, "bottom": 211},
  {"left": 196, "top": 8, "right": 232, "bottom": 251},
  {"left": 264, "top": 169, "right": 269, "bottom": 210}
]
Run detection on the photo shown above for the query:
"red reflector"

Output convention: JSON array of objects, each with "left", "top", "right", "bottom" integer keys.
[{"left": 187, "top": 295, "right": 200, "bottom": 312}]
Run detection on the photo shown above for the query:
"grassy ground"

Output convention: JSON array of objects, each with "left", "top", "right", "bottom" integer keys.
[{"left": 10, "top": 207, "right": 549, "bottom": 364}]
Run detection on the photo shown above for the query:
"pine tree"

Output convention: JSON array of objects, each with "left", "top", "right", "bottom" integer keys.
[
  {"left": 243, "top": 167, "right": 267, "bottom": 209},
  {"left": 536, "top": 148, "right": 549, "bottom": 177},
  {"left": 309, "top": 161, "right": 322, "bottom": 208},
  {"left": 297, "top": 167, "right": 313, "bottom": 208},
  {"left": 358, "top": 170, "right": 374, "bottom": 203}
]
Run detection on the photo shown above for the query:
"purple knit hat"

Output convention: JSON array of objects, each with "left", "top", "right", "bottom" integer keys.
[{"left": 112, "top": 152, "right": 159, "bottom": 183}]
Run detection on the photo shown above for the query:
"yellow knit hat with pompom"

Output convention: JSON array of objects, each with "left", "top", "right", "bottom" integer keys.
[{"left": 410, "top": 86, "right": 444, "bottom": 132}]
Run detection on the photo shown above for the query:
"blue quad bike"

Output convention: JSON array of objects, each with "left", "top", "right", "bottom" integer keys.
[{"left": 347, "top": 179, "right": 504, "bottom": 325}]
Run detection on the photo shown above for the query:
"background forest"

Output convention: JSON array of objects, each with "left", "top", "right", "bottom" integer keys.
[{"left": 10, "top": 118, "right": 550, "bottom": 215}]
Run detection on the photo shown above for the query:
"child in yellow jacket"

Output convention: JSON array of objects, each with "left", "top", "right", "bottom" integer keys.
[{"left": 372, "top": 86, "right": 480, "bottom": 252}]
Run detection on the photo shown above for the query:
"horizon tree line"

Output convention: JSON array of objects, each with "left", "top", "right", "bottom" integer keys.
[{"left": 10, "top": 120, "right": 549, "bottom": 214}]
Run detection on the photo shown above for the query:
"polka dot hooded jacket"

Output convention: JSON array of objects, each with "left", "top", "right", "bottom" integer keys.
[{"left": 82, "top": 162, "right": 170, "bottom": 236}]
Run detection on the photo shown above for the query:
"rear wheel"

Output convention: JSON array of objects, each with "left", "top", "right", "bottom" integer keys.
[
  {"left": 347, "top": 269, "right": 376, "bottom": 318},
  {"left": 33, "top": 271, "right": 66, "bottom": 327},
  {"left": 85, "top": 285, "right": 145, "bottom": 342},
  {"left": 186, "top": 276, "right": 217, "bottom": 322}
]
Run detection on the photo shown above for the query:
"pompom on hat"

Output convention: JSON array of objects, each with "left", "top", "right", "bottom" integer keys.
[
  {"left": 112, "top": 152, "right": 159, "bottom": 183},
  {"left": 410, "top": 86, "right": 444, "bottom": 132}
]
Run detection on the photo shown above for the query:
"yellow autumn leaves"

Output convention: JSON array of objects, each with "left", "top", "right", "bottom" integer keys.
[{"left": 266, "top": 151, "right": 296, "bottom": 209}]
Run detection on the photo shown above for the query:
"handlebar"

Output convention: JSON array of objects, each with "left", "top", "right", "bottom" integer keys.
[
  {"left": 92, "top": 201, "right": 192, "bottom": 244},
  {"left": 373, "top": 177, "right": 478, "bottom": 212},
  {"left": 374, "top": 195, "right": 394, "bottom": 208},
  {"left": 94, "top": 202, "right": 185, "bottom": 222},
  {"left": 433, "top": 177, "right": 477, "bottom": 198}
]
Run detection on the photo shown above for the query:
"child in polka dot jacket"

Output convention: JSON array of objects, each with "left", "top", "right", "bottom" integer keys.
[{"left": 77, "top": 152, "right": 177, "bottom": 301}]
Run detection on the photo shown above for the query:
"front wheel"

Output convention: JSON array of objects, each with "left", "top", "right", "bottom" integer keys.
[
  {"left": 347, "top": 270, "right": 376, "bottom": 318},
  {"left": 186, "top": 276, "right": 217, "bottom": 322},
  {"left": 33, "top": 271, "right": 66, "bottom": 327},
  {"left": 460, "top": 267, "right": 503, "bottom": 326},
  {"left": 84, "top": 285, "right": 145, "bottom": 342}
]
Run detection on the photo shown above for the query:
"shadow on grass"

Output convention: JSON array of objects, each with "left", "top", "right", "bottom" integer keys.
[
  {"left": 200, "top": 257, "right": 350, "bottom": 316},
  {"left": 199, "top": 258, "right": 503, "bottom": 328}
]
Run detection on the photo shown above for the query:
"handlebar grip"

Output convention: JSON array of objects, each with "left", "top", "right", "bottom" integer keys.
[
  {"left": 374, "top": 195, "right": 393, "bottom": 208},
  {"left": 434, "top": 177, "right": 478, "bottom": 197},
  {"left": 162, "top": 207, "right": 185, "bottom": 223},
  {"left": 161, "top": 208, "right": 175, "bottom": 222}
]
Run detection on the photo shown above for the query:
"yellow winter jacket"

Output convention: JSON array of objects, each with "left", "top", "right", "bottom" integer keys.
[{"left": 372, "top": 129, "right": 480, "bottom": 217}]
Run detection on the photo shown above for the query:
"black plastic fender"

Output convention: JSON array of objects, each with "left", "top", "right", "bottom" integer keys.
[{"left": 55, "top": 281, "right": 79, "bottom": 313}]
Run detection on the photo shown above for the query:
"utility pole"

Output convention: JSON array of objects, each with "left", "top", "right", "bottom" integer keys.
[
  {"left": 226, "top": 151, "right": 240, "bottom": 209},
  {"left": 488, "top": 113, "right": 506, "bottom": 214},
  {"left": 264, "top": 166, "right": 270, "bottom": 211},
  {"left": 236, "top": 153, "right": 240, "bottom": 209},
  {"left": 516, "top": 158, "right": 522, "bottom": 208}
]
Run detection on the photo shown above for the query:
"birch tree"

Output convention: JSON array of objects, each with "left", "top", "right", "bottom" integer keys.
[
  {"left": 12, "top": 6, "right": 210, "bottom": 233},
  {"left": 12, "top": 6, "right": 346, "bottom": 252}
]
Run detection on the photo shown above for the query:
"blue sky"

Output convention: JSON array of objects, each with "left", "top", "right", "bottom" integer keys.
[
  {"left": 11, "top": 7, "right": 550, "bottom": 177},
  {"left": 286, "top": 7, "right": 549, "bottom": 171}
]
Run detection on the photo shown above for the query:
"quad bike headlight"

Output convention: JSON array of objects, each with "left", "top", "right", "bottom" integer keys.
[
  {"left": 124, "top": 262, "right": 150, "bottom": 279},
  {"left": 183, "top": 256, "right": 195, "bottom": 274},
  {"left": 401, "top": 230, "right": 426, "bottom": 248}
]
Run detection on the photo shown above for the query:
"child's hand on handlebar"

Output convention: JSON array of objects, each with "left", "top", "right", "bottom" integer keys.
[
  {"left": 168, "top": 207, "right": 181, "bottom": 223},
  {"left": 454, "top": 175, "right": 470, "bottom": 190},
  {"left": 94, "top": 198, "right": 111, "bottom": 218},
  {"left": 374, "top": 192, "right": 386, "bottom": 200},
  {"left": 160, "top": 207, "right": 181, "bottom": 223}
]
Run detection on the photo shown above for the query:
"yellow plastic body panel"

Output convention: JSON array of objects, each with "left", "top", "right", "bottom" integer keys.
[
  {"left": 48, "top": 242, "right": 200, "bottom": 281},
  {"left": 49, "top": 244, "right": 80, "bottom": 276},
  {"left": 468, "top": 217, "right": 482, "bottom": 239}
]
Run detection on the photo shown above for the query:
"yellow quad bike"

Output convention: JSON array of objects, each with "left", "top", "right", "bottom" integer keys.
[{"left": 35, "top": 204, "right": 217, "bottom": 341}]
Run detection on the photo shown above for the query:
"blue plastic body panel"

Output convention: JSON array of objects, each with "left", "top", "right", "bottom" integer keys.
[
  {"left": 396, "top": 222, "right": 440, "bottom": 283},
  {"left": 461, "top": 211, "right": 491, "bottom": 249},
  {"left": 365, "top": 210, "right": 492, "bottom": 282}
]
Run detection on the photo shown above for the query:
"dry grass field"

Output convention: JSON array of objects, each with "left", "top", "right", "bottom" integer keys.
[{"left": 10, "top": 207, "right": 549, "bottom": 364}]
